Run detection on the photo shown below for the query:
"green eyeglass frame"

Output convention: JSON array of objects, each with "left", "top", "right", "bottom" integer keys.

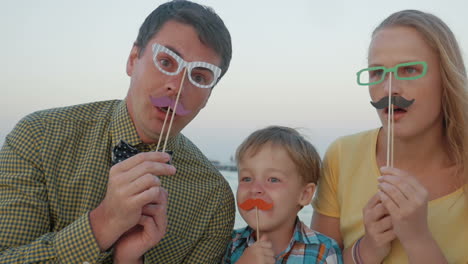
[{"left": 356, "top": 61, "right": 428, "bottom": 86}]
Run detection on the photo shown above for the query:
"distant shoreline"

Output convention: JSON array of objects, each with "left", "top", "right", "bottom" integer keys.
[{"left": 210, "top": 160, "right": 237, "bottom": 171}]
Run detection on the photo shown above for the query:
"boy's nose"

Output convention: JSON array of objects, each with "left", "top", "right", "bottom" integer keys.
[{"left": 250, "top": 181, "right": 265, "bottom": 195}]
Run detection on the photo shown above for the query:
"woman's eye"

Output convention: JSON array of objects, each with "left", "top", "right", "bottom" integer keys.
[
  {"left": 369, "top": 69, "right": 384, "bottom": 78},
  {"left": 405, "top": 67, "right": 417, "bottom": 74}
]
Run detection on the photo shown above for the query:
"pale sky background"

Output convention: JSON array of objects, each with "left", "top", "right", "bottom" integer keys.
[{"left": 1, "top": 0, "right": 467, "bottom": 163}]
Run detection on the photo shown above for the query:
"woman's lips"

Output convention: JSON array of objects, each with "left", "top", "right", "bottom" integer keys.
[{"left": 383, "top": 107, "right": 407, "bottom": 121}]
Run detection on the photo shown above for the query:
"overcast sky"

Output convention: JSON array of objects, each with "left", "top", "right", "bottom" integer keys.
[{"left": 1, "top": 0, "right": 467, "bottom": 162}]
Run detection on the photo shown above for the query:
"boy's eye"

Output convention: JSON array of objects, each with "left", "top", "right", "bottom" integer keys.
[
  {"left": 240, "top": 177, "right": 251, "bottom": 182},
  {"left": 268, "top": 177, "right": 280, "bottom": 183}
]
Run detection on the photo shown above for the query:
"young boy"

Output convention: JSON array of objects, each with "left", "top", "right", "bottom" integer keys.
[{"left": 224, "top": 126, "right": 343, "bottom": 263}]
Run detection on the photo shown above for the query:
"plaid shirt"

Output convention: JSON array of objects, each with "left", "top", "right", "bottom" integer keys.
[
  {"left": 0, "top": 100, "right": 235, "bottom": 263},
  {"left": 223, "top": 218, "right": 343, "bottom": 264}
]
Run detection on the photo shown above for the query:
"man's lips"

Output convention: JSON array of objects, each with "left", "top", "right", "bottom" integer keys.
[
  {"left": 238, "top": 199, "right": 274, "bottom": 211},
  {"left": 150, "top": 96, "right": 191, "bottom": 116}
]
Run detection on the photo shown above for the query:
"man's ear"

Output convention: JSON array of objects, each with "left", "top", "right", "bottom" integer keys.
[
  {"left": 298, "top": 183, "right": 316, "bottom": 207},
  {"left": 126, "top": 44, "right": 140, "bottom": 76}
]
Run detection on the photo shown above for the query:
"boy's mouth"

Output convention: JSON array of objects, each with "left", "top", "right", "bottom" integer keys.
[{"left": 238, "top": 199, "right": 274, "bottom": 211}]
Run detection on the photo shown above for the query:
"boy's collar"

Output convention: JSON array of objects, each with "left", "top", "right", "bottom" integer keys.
[{"left": 234, "top": 217, "right": 323, "bottom": 246}]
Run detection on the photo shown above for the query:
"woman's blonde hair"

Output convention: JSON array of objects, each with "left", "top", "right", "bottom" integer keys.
[{"left": 372, "top": 10, "right": 468, "bottom": 188}]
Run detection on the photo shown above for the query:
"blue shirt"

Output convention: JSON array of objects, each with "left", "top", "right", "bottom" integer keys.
[{"left": 223, "top": 218, "right": 343, "bottom": 264}]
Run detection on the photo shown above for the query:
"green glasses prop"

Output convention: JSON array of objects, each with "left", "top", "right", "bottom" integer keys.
[{"left": 356, "top": 61, "right": 428, "bottom": 85}]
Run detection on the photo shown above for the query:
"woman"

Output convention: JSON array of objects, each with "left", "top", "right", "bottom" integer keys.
[{"left": 312, "top": 10, "right": 468, "bottom": 264}]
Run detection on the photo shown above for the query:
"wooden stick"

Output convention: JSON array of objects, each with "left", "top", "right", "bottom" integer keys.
[
  {"left": 386, "top": 72, "right": 394, "bottom": 168},
  {"left": 156, "top": 106, "right": 171, "bottom": 151},
  {"left": 391, "top": 99, "right": 394, "bottom": 168},
  {"left": 256, "top": 206, "right": 260, "bottom": 240},
  {"left": 162, "top": 68, "right": 187, "bottom": 153}
]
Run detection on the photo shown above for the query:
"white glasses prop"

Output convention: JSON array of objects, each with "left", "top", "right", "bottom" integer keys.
[{"left": 152, "top": 43, "right": 222, "bottom": 89}]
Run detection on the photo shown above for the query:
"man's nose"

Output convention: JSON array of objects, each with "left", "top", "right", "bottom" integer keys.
[{"left": 165, "top": 68, "right": 188, "bottom": 96}]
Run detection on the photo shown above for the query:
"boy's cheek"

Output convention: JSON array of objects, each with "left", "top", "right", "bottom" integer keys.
[
  {"left": 239, "top": 210, "right": 256, "bottom": 226},
  {"left": 236, "top": 186, "right": 248, "bottom": 198}
]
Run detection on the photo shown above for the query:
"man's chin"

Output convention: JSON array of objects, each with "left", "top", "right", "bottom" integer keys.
[
  {"left": 155, "top": 125, "right": 183, "bottom": 142},
  {"left": 145, "top": 117, "right": 192, "bottom": 143}
]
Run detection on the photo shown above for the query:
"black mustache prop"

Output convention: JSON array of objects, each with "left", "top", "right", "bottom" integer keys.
[{"left": 371, "top": 96, "right": 415, "bottom": 109}]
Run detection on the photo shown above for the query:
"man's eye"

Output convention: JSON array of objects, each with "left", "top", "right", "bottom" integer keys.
[
  {"left": 192, "top": 74, "right": 206, "bottom": 84},
  {"left": 160, "top": 59, "right": 171, "bottom": 67},
  {"left": 190, "top": 67, "right": 214, "bottom": 86}
]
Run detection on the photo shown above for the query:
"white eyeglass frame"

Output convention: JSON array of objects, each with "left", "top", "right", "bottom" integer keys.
[{"left": 152, "top": 43, "right": 222, "bottom": 89}]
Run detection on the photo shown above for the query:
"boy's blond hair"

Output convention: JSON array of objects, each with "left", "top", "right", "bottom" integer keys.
[{"left": 236, "top": 126, "right": 322, "bottom": 184}]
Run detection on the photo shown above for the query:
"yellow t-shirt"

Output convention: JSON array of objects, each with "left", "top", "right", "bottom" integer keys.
[{"left": 313, "top": 128, "right": 468, "bottom": 264}]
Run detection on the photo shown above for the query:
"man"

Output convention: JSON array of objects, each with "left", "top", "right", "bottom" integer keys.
[{"left": 0, "top": 1, "right": 235, "bottom": 263}]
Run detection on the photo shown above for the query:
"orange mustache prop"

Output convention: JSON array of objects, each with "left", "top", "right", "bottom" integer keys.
[
  {"left": 238, "top": 199, "right": 273, "bottom": 239},
  {"left": 238, "top": 199, "right": 274, "bottom": 211}
]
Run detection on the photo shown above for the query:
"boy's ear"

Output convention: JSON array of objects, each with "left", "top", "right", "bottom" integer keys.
[{"left": 298, "top": 183, "right": 316, "bottom": 206}]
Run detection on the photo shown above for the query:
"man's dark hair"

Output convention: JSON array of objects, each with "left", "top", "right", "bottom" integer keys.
[{"left": 135, "top": 0, "right": 232, "bottom": 80}]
